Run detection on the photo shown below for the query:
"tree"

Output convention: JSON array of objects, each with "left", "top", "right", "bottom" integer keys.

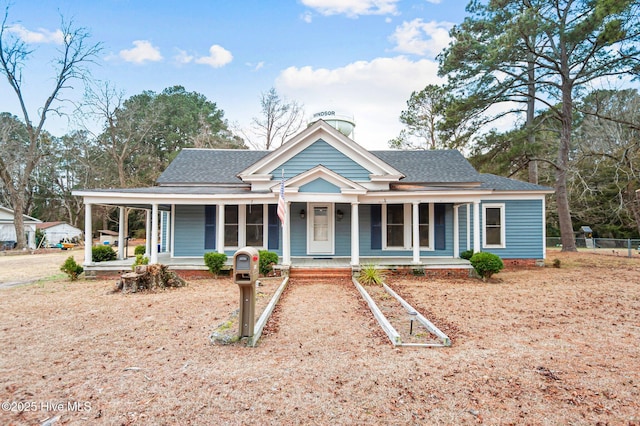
[
  {"left": 250, "top": 87, "right": 304, "bottom": 150},
  {"left": 570, "top": 89, "right": 640, "bottom": 236},
  {"left": 0, "top": 8, "right": 100, "bottom": 248},
  {"left": 389, "top": 85, "right": 445, "bottom": 150},
  {"left": 440, "top": 0, "right": 640, "bottom": 252}
]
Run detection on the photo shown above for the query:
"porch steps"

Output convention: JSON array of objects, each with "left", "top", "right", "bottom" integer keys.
[{"left": 288, "top": 267, "right": 353, "bottom": 280}]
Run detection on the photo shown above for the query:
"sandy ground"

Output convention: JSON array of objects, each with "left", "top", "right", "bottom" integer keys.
[{"left": 0, "top": 251, "right": 639, "bottom": 425}]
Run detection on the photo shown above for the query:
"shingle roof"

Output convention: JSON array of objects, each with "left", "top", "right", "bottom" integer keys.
[
  {"left": 371, "top": 150, "right": 480, "bottom": 183},
  {"left": 478, "top": 173, "right": 553, "bottom": 192},
  {"left": 154, "top": 148, "right": 552, "bottom": 193},
  {"left": 156, "top": 149, "right": 269, "bottom": 185}
]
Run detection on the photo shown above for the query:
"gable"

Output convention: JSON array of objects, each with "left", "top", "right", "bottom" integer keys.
[
  {"left": 299, "top": 177, "right": 341, "bottom": 193},
  {"left": 238, "top": 120, "right": 404, "bottom": 190},
  {"left": 274, "top": 139, "right": 371, "bottom": 181}
]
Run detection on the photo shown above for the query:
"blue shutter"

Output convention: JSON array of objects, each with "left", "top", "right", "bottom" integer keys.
[
  {"left": 434, "top": 204, "right": 445, "bottom": 250},
  {"left": 268, "top": 204, "right": 280, "bottom": 250},
  {"left": 204, "top": 205, "right": 216, "bottom": 250},
  {"left": 371, "top": 204, "right": 382, "bottom": 250}
]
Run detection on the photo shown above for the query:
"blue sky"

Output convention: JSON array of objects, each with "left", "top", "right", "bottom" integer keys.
[{"left": 0, "top": 0, "right": 468, "bottom": 150}]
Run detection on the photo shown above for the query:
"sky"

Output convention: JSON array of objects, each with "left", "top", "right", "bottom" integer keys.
[{"left": 0, "top": 0, "right": 469, "bottom": 150}]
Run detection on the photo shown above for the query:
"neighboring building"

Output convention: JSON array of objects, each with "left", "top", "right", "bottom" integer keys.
[
  {"left": 73, "top": 119, "right": 553, "bottom": 270},
  {"left": 0, "top": 206, "right": 42, "bottom": 250},
  {"left": 36, "top": 222, "right": 83, "bottom": 246}
]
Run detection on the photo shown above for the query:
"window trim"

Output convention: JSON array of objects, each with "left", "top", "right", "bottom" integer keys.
[
  {"left": 382, "top": 203, "right": 411, "bottom": 250},
  {"left": 418, "top": 203, "right": 434, "bottom": 251},
  {"left": 482, "top": 203, "right": 506, "bottom": 249},
  {"left": 223, "top": 204, "right": 268, "bottom": 250}
]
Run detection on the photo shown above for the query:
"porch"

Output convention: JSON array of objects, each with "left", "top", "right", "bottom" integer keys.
[{"left": 83, "top": 253, "right": 473, "bottom": 278}]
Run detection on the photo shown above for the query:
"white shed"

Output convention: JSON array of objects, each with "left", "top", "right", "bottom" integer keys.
[
  {"left": 36, "top": 222, "right": 83, "bottom": 246},
  {"left": 0, "top": 206, "right": 42, "bottom": 249}
]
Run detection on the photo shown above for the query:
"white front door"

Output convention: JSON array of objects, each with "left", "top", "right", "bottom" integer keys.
[{"left": 308, "top": 203, "right": 334, "bottom": 254}]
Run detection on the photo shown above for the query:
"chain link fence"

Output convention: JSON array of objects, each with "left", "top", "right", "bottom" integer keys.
[{"left": 547, "top": 237, "right": 640, "bottom": 257}]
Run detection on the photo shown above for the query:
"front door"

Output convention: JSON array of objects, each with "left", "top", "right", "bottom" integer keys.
[{"left": 308, "top": 203, "right": 334, "bottom": 254}]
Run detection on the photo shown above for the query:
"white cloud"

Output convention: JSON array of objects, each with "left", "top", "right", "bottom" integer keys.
[
  {"left": 174, "top": 49, "right": 194, "bottom": 64},
  {"left": 195, "top": 44, "right": 233, "bottom": 68},
  {"left": 276, "top": 56, "right": 443, "bottom": 149},
  {"left": 301, "top": 11, "right": 313, "bottom": 23},
  {"left": 390, "top": 19, "right": 453, "bottom": 57},
  {"left": 119, "top": 40, "right": 163, "bottom": 64},
  {"left": 7, "top": 24, "right": 64, "bottom": 44},
  {"left": 301, "top": 0, "right": 399, "bottom": 17}
]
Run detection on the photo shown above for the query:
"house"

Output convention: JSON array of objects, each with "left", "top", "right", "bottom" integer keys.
[
  {"left": 36, "top": 222, "right": 83, "bottom": 246},
  {"left": 0, "top": 206, "right": 42, "bottom": 250},
  {"left": 73, "top": 119, "right": 553, "bottom": 274}
]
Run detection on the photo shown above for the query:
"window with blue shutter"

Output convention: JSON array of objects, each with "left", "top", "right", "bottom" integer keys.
[
  {"left": 434, "top": 204, "right": 445, "bottom": 250},
  {"left": 371, "top": 204, "right": 382, "bottom": 250},
  {"left": 267, "top": 204, "right": 280, "bottom": 250}
]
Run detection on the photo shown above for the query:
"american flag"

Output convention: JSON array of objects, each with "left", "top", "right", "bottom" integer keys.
[{"left": 277, "top": 172, "right": 286, "bottom": 225}]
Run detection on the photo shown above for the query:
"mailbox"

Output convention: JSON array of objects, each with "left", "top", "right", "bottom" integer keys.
[
  {"left": 233, "top": 247, "right": 259, "bottom": 285},
  {"left": 233, "top": 247, "right": 259, "bottom": 338}
]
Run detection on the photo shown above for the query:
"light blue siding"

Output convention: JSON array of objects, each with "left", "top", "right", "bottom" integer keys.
[
  {"left": 299, "top": 178, "right": 341, "bottom": 193},
  {"left": 290, "top": 202, "right": 307, "bottom": 256},
  {"left": 457, "top": 205, "right": 469, "bottom": 254},
  {"left": 174, "top": 205, "right": 205, "bottom": 256},
  {"left": 481, "top": 199, "right": 544, "bottom": 259},
  {"left": 335, "top": 203, "right": 351, "bottom": 256},
  {"left": 273, "top": 139, "right": 371, "bottom": 181}
]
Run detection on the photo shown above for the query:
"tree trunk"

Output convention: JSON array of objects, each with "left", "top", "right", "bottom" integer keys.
[
  {"left": 526, "top": 52, "right": 538, "bottom": 184},
  {"left": 557, "top": 80, "right": 577, "bottom": 252},
  {"left": 12, "top": 193, "right": 28, "bottom": 249}
]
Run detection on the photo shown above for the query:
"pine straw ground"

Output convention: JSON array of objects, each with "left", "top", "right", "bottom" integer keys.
[{"left": 1, "top": 250, "right": 639, "bottom": 425}]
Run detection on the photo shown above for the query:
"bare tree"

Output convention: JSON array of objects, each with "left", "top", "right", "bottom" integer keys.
[
  {"left": 0, "top": 8, "right": 100, "bottom": 248},
  {"left": 250, "top": 88, "right": 304, "bottom": 150}
]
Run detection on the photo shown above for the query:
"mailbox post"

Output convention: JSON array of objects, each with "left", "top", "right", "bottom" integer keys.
[{"left": 233, "top": 247, "right": 259, "bottom": 338}]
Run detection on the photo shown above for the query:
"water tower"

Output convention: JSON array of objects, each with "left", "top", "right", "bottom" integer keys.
[{"left": 309, "top": 110, "right": 356, "bottom": 139}]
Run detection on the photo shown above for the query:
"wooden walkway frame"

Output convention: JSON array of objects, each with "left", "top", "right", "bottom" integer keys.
[{"left": 353, "top": 277, "right": 451, "bottom": 348}]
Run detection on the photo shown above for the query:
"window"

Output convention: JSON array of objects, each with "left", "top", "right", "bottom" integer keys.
[
  {"left": 224, "top": 205, "right": 239, "bottom": 247},
  {"left": 483, "top": 204, "right": 505, "bottom": 248},
  {"left": 245, "top": 205, "right": 263, "bottom": 246},
  {"left": 418, "top": 203, "right": 430, "bottom": 247},
  {"left": 386, "top": 204, "right": 405, "bottom": 247}
]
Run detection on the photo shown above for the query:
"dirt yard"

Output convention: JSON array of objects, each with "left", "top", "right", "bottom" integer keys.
[{"left": 0, "top": 251, "right": 639, "bottom": 425}]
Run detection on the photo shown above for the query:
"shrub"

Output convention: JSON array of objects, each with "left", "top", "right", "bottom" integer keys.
[
  {"left": 60, "top": 256, "right": 83, "bottom": 281},
  {"left": 132, "top": 254, "right": 149, "bottom": 270},
  {"left": 134, "top": 245, "right": 146, "bottom": 256},
  {"left": 92, "top": 245, "right": 117, "bottom": 262},
  {"left": 460, "top": 249, "right": 474, "bottom": 260},
  {"left": 204, "top": 252, "right": 228, "bottom": 277},
  {"left": 470, "top": 252, "right": 504, "bottom": 280},
  {"left": 358, "top": 264, "right": 385, "bottom": 285},
  {"left": 552, "top": 258, "right": 561, "bottom": 268},
  {"left": 258, "top": 250, "right": 279, "bottom": 276}
]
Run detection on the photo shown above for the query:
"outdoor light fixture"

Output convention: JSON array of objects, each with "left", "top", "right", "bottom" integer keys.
[
  {"left": 336, "top": 209, "right": 344, "bottom": 221},
  {"left": 300, "top": 209, "right": 305, "bottom": 219},
  {"left": 408, "top": 311, "right": 417, "bottom": 335}
]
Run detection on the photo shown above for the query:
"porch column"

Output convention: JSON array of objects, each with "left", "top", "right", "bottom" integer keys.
[
  {"left": 453, "top": 204, "right": 459, "bottom": 258},
  {"left": 466, "top": 204, "right": 471, "bottom": 251},
  {"left": 412, "top": 202, "right": 420, "bottom": 264},
  {"left": 84, "top": 203, "right": 93, "bottom": 265},
  {"left": 473, "top": 200, "right": 481, "bottom": 252},
  {"left": 350, "top": 202, "right": 360, "bottom": 266},
  {"left": 282, "top": 201, "right": 291, "bottom": 265},
  {"left": 145, "top": 209, "right": 151, "bottom": 256},
  {"left": 118, "top": 207, "right": 125, "bottom": 259},
  {"left": 150, "top": 203, "right": 158, "bottom": 264},
  {"left": 217, "top": 204, "right": 225, "bottom": 254}
]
